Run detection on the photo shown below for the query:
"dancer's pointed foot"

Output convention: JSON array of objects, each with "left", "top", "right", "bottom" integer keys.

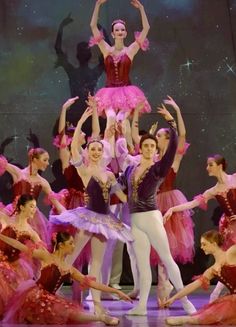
[
  {"left": 166, "top": 316, "right": 189, "bottom": 325},
  {"left": 180, "top": 299, "right": 196, "bottom": 314},
  {"left": 127, "top": 289, "right": 140, "bottom": 300},
  {"left": 100, "top": 314, "right": 120, "bottom": 326},
  {"left": 126, "top": 306, "right": 147, "bottom": 316},
  {"left": 157, "top": 281, "right": 173, "bottom": 308}
]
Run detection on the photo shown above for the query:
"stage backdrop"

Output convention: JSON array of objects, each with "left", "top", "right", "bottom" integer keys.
[{"left": 0, "top": 0, "right": 236, "bottom": 283}]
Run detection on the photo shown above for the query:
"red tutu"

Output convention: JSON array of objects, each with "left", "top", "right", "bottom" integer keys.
[
  {"left": 193, "top": 294, "right": 236, "bottom": 325},
  {"left": 3, "top": 280, "right": 84, "bottom": 324},
  {"left": 219, "top": 214, "right": 236, "bottom": 250},
  {"left": 150, "top": 189, "right": 195, "bottom": 265}
]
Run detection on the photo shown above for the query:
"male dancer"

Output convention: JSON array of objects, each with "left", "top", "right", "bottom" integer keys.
[{"left": 119, "top": 120, "right": 196, "bottom": 315}]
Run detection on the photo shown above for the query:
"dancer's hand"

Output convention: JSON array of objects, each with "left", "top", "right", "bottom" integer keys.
[
  {"left": 80, "top": 107, "right": 93, "bottom": 123},
  {"left": 160, "top": 297, "right": 174, "bottom": 309},
  {"left": 149, "top": 121, "right": 158, "bottom": 135},
  {"left": 135, "top": 100, "right": 145, "bottom": 113},
  {"left": 163, "top": 95, "right": 180, "bottom": 112},
  {"left": 96, "top": 0, "right": 107, "bottom": 6},
  {"left": 86, "top": 93, "right": 97, "bottom": 109},
  {"left": 131, "top": 0, "right": 143, "bottom": 10},
  {"left": 60, "top": 13, "right": 74, "bottom": 27},
  {"left": 163, "top": 208, "right": 173, "bottom": 223},
  {"left": 62, "top": 96, "right": 79, "bottom": 110},
  {"left": 157, "top": 104, "right": 174, "bottom": 121},
  {"left": 116, "top": 290, "right": 133, "bottom": 302}
]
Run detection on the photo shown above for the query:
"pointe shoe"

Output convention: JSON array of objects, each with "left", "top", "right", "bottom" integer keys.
[
  {"left": 100, "top": 314, "right": 120, "bottom": 326},
  {"left": 157, "top": 282, "right": 173, "bottom": 307},
  {"left": 180, "top": 299, "right": 196, "bottom": 315},
  {"left": 109, "top": 283, "right": 122, "bottom": 290},
  {"left": 166, "top": 317, "right": 186, "bottom": 325},
  {"left": 126, "top": 306, "right": 147, "bottom": 316},
  {"left": 127, "top": 289, "right": 140, "bottom": 300}
]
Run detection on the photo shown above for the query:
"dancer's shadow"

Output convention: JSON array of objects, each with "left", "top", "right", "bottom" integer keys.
[{"left": 54, "top": 13, "right": 111, "bottom": 132}]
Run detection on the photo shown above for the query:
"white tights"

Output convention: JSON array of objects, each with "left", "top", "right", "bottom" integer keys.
[
  {"left": 65, "top": 230, "right": 107, "bottom": 306},
  {"left": 131, "top": 210, "right": 190, "bottom": 311}
]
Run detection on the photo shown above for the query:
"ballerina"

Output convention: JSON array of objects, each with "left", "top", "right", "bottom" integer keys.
[
  {"left": 0, "top": 231, "right": 131, "bottom": 325},
  {"left": 163, "top": 229, "right": 236, "bottom": 325}
]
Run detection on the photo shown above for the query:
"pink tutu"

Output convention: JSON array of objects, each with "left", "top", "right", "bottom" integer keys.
[
  {"left": 192, "top": 294, "right": 236, "bottom": 325},
  {"left": 150, "top": 189, "right": 195, "bottom": 265},
  {"left": 95, "top": 85, "right": 151, "bottom": 117},
  {"left": 3, "top": 280, "right": 83, "bottom": 324}
]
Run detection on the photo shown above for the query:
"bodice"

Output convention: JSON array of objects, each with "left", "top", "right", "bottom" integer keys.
[
  {"left": 12, "top": 180, "right": 42, "bottom": 200},
  {"left": 215, "top": 189, "right": 236, "bottom": 217},
  {"left": 0, "top": 225, "right": 31, "bottom": 262},
  {"left": 85, "top": 176, "right": 112, "bottom": 214},
  {"left": 159, "top": 168, "right": 176, "bottom": 193},
  {"left": 217, "top": 264, "right": 236, "bottom": 294},
  {"left": 37, "top": 264, "right": 70, "bottom": 294},
  {"left": 104, "top": 53, "right": 132, "bottom": 87},
  {"left": 64, "top": 165, "right": 84, "bottom": 192}
]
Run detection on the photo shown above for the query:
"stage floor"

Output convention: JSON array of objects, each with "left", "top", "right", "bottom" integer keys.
[{"left": 2, "top": 286, "right": 224, "bottom": 327}]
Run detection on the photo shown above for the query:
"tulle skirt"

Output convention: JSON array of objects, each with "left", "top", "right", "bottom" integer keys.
[
  {"left": 219, "top": 214, "right": 236, "bottom": 250},
  {"left": 3, "top": 280, "right": 84, "bottom": 324},
  {"left": 50, "top": 207, "right": 133, "bottom": 243},
  {"left": 95, "top": 85, "right": 151, "bottom": 116},
  {"left": 4, "top": 204, "right": 50, "bottom": 247},
  {"left": 150, "top": 189, "right": 195, "bottom": 265},
  {"left": 192, "top": 294, "right": 236, "bottom": 325}
]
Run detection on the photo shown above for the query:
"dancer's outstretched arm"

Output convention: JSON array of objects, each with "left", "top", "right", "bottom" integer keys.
[
  {"left": 128, "top": 0, "right": 150, "bottom": 58},
  {"left": 90, "top": 0, "right": 111, "bottom": 56}
]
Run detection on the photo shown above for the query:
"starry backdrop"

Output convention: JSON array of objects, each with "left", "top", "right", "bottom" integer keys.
[{"left": 0, "top": 0, "right": 236, "bottom": 282}]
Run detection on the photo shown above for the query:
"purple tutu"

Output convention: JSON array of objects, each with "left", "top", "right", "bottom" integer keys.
[{"left": 50, "top": 207, "right": 133, "bottom": 243}]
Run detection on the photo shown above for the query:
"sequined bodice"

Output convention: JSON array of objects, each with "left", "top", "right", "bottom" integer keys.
[
  {"left": 159, "top": 168, "right": 176, "bottom": 193},
  {"left": 215, "top": 189, "right": 236, "bottom": 217},
  {"left": 37, "top": 264, "right": 70, "bottom": 294},
  {"left": 0, "top": 226, "right": 31, "bottom": 262},
  {"left": 105, "top": 53, "right": 132, "bottom": 87},
  {"left": 217, "top": 265, "right": 236, "bottom": 294},
  {"left": 64, "top": 165, "right": 84, "bottom": 192},
  {"left": 13, "top": 180, "right": 42, "bottom": 200},
  {"left": 85, "top": 177, "right": 112, "bottom": 214}
]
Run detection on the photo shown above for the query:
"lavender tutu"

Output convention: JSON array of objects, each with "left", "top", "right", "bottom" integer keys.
[{"left": 50, "top": 207, "right": 133, "bottom": 243}]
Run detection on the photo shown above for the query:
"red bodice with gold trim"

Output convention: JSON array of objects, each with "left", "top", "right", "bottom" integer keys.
[
  {"left": 0, "top": 226, "right": 31, "bottom": 262},
  {"left": 12, "top": 180, "right": 42, "bottom": 200},
  {"left": 105, "top": 54, "right": 132, "bottom": 87},
  {"left": 36, "top": 264, "right": 70, "bottom": 294},
  {"left": 159, "top": 168, "right": 176, "bottom": 193},
  {"left": 215, "top": 189, "right": 236, "bottom": 217},
  {"left": 217, "top": 265, "right": 236, "bottom": 294}
]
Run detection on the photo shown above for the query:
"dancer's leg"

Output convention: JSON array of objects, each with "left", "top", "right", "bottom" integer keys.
[
  {"left": 109, "top": 240, "right": 124, "bottom": 287},
  {"left": 132, "top": 211, "right": 196, "bottom": 314},
  {"left": 127, "top": 221, "right": 151, "bottom": 315},
  {"left": 89, "top": 234, "right": 107, "bottom": 315},
  {"left": 65, "top": 230, "right": 91, "bottom": 265},
  {"left": 126, "top": 241, "right": 140, "bottom": 298},
  {"left": 166, "top": 315, "right": 199, "bottom": 325},
  {"left": 156, "top": 264, "right": 173, "bottom": 305},
  {"left": 209, "top": 281, "right": 225, "bottom": 303}
]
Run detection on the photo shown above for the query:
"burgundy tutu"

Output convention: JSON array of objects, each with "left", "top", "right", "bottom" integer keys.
[
  {"left": 193, "top": 294, "right": 236, "bottom": 325},
  {"left": 150, "top": 189, "right": 194, "bottom": 265},
  {"left": 3, "top": 280, "right": 83, "bottom": 324}
]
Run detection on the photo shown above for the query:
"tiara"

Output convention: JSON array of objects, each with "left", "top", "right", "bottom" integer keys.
[{"left": 111, "top": 19, "right": 126, "bottom": 27}]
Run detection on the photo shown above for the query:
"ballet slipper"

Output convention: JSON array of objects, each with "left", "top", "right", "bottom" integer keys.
[
  {"left": 166, "top": 316, "right": 188, "bottom": 325},
  {"left": 157, "top": 281, "right": 173, "bottom": 308},
  {"left": 126, "top": 305, "right": 147, "bottom": 316},
  {"left": 100, "top": 314, "right": 120, "bottom": 326},
  {"left": 180, "top": 298, "right": 196, "bottom": 314}
]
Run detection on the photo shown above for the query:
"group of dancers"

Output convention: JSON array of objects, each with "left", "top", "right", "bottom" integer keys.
[{"left": 0, "top": 0, "right": 236, "bottom": 325}]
